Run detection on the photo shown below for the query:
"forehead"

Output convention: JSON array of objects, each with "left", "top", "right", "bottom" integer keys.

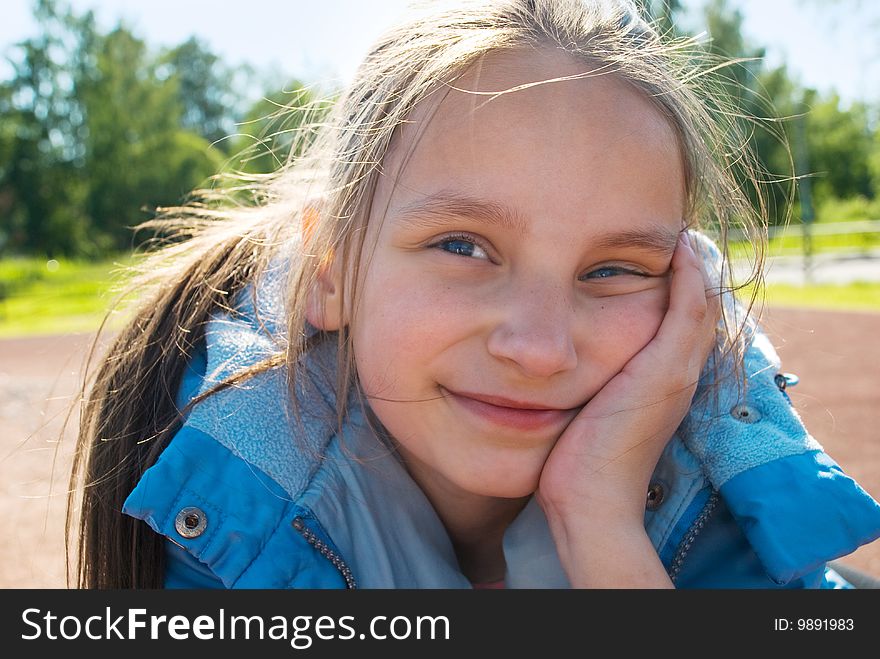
[{"left": 374, "top": 47, "right": 685, "bottom": 231}]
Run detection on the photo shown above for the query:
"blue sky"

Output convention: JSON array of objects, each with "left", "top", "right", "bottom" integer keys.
[{"left": 2, "top": 0, "right": 878, "bottom": 105}]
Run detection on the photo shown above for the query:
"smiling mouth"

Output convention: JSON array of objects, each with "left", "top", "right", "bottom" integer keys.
[{"left": 442, "top": 387, "right": 579, "bottom": 432}]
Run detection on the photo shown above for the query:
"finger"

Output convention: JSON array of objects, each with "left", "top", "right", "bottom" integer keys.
[
  {"left": 685, "top": 230, "right": 723, "bottom": 334},
  {"left": 682, "top": 232, "right": 724, "bottom": 379},
  {"left": 652, "top": 232, "right": 711, "bottom": 355}
]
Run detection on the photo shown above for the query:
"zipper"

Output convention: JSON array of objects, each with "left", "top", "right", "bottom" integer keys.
[
  {"left": 667, "top": 490, "right": 720, "bottom": 584},
  {"left": 292, "top": 517, "right": 358, "bottom": 589}
]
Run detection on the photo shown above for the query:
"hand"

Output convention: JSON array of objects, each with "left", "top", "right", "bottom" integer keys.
[{"left": 536, "top": 231, "right": 719, "bottom": 586}]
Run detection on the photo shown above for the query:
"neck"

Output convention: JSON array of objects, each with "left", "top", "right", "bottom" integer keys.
[
  {"left": 437, "top": 494, "right": 528, "bottom": 584},
  {"left": 446, "top": 503, "right": 523, "bottom": 584},
  {"left": 397, "top": 450, "right": 529, "bottom": 584}
]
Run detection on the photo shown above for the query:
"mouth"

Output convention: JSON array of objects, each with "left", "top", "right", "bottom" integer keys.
[{"left": 442, "top": 387, "right": 580, "bottom": 432}]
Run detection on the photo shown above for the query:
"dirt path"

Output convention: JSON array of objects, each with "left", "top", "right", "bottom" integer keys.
[
  {"left": 760, "top": 308, "right": 880, "bottom": 577},
  {"left": 0, "top": 333, "right": 101, "bottom": 588},
  {"left": 1, "top": 308, "right": 878, "bottom": 587}
]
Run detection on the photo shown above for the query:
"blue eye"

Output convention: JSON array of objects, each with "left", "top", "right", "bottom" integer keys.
[
  {"left": 434, "top": 236, "right": 491, "bottom": 260},
  {"left": 581, "top": 266, "right": 643, "bottom": 280}
]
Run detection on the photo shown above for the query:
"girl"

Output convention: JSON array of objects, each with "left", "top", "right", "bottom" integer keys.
[{"left": 68, "top": 0, "right": 880, "bottom": 589}]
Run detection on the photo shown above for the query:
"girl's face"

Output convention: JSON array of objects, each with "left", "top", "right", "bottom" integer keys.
[{"left": 348, "top": 49, "right": 686, "bottom": 501}]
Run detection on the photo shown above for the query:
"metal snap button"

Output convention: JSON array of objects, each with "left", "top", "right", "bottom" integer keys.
[
  {"left": 174, "top": 506, "right": 207, "bottom": 538},
  {"left": 774, "top": 372, "right": 799, "bottom": 391},
  {"left": 730, "top": 403, "right": 761, "bottom": 423},
  {"left": 646, "top": 482, "right": 665, "bottom": 511}
]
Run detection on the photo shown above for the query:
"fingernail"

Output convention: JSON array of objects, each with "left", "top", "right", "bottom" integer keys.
[
  {"left": 679, "top": 231, "right": 693, "bottom": 251},
  {"left": 684, "top": 229, "right": 695, "bottom": 245}
]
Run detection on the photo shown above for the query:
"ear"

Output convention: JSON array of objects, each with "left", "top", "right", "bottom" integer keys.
[{"left": 304, "top": 252, "right": 345, "bottom": 331}]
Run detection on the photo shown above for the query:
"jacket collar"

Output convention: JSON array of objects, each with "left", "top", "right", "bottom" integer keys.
[{"left": 286, "top": 380, "right": 571, "bottom": 588}]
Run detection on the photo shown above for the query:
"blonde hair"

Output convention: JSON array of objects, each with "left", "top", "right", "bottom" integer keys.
[{"left": 68, "top": 0, "right": 769, "bottom": 588}]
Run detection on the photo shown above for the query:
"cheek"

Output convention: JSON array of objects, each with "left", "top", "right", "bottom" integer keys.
[
  {"left": 350, "top": 265, "right": 475, "bottom": 395},
  {"left": 585, "top": 289, "right": 667, "bottom": 370}
]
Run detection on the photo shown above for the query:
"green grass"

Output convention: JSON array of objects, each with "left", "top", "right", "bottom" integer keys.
[
  {"left": 0, "top": 256, "right": 139, "bottom": 338},
  {"left": 758, "top": 281, "right": 880, "bottom": 312},
  {"left": 1, "top": 254, "right": 878, "bottom": 340},
  {"left": 766, "top": 232, "right": 880, "bottom": 255},
  {"left": 730, "top": 224, "right": 880, "bottom": 259}
]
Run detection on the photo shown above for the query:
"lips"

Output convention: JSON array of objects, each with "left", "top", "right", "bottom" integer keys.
[{"left": 443, "top": 388, "right": 578, "bottom": 432}]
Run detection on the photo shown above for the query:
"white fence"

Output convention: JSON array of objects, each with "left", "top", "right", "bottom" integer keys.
[{"left": 728, "top": 220, "right": 880, "bottom": 284}]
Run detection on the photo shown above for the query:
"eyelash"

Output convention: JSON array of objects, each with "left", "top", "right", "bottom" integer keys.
[
  {"left": 579, "top": 266, "right": 648, "bottom": 281},
  {"left": 430, "top": 233, "right": 495, "bottom": 262},
  {"left": 429, "top": 233, "right": 650, "bottom": 280}
]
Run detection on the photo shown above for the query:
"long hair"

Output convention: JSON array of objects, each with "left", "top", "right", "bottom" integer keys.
[{"left": 67, "top": 0, "right": 774, "bottom": 588}]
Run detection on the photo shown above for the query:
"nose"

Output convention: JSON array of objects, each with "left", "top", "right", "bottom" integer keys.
[{"left": 486, "top": 282, "right": 578, "bottom": 378}]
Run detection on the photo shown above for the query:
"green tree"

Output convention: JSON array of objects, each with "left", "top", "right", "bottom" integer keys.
[
  {"left": 870, "top": 127, "right": 880, "bottom": 199},
  {"left": 637, "top": 0, "right": 685, "bottom": 36},
  {"left": 802, "top": 91, "right": 875, "bottom": 214},
  {"left": 0, "top": 0, "right": 93, "bottom": 255},
  {"left": 83, "top": 26, "right": 226, "bottom": 249},
  {"left": 697, "top": 0, "right": 880, "bottom": 224},
  {"left": 160, "top": 37, "right": 242, "bottom": 149},
  {"left": 0, "top": 0, "right": 227, "bottom": 256},
  {"left": 699, "top": 0, "right": 796, "bottom": 224},
  {"left": 229, "top": 82, "right": 326, "bottom": 175}
]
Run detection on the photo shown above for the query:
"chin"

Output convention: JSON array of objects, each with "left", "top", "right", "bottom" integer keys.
[{"left": 458, "top": 470, "right": 541, "bottom": 500}]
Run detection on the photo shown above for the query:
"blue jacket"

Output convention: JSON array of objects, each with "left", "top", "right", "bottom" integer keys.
[{"left": 123, "top": 255, "right": 880, "bottom": 589}]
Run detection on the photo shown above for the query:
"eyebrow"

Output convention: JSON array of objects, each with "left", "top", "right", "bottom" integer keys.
[
  {"left": 394, "top": 190, "right": 680, "bottom": 254},
  {"left": 591, "top": 225, "right": 681, "bottom": 255},
  {"left": 394, "top": 191, "right": 529, "bottom": 235}
]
